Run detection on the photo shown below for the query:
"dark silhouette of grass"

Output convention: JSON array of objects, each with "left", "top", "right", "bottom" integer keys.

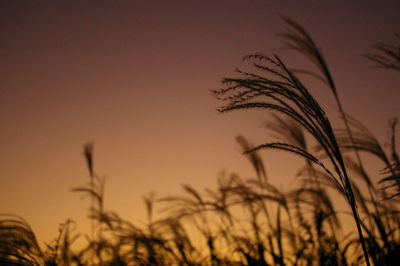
[
  {"left": 1, "top": 17, "right": 400, "bottom": 265},
  {"left": 363, "top": 34, "right": 400, "bottom": 71}
]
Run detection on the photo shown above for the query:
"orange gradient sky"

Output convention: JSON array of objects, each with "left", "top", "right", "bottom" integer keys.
[{"left": 1, "top": 1, "right": 399, "bottom": 245}]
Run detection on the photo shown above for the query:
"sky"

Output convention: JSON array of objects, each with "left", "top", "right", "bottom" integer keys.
[{"left": 1, "top": 1, "right": 399, "bottom": 246}]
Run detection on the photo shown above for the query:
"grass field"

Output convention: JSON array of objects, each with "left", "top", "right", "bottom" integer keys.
[{"left": 1, "top": 18, "right": 399, "bottom": 266}]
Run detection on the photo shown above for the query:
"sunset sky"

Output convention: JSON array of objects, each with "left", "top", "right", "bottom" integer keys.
[{"left": 1, "top": 1, "right": 399, "bottom": 246}]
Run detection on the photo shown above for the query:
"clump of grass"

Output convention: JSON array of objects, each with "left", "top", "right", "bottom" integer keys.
[
  {"left": 212, "top": 51, "right": 371, "bottom": 265},
  {"left": 0, "top": 214, "right": 43, "bottom": 265},
  {"left": 211, "top": 17, "right": 400, "bottom": 265}
]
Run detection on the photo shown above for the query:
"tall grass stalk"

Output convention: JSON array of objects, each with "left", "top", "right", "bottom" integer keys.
[{"left": 212, "top": 19, "right": 372, "bottom": 263}]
